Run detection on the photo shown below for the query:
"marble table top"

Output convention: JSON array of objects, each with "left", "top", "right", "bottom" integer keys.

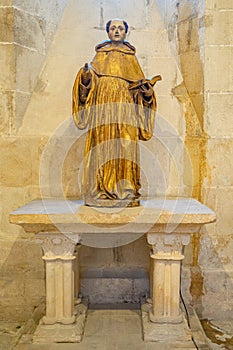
[{"left": 9, "top": 198, "right": 216, "bottom": 235}]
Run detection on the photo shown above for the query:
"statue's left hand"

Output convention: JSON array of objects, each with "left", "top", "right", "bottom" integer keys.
[
  {"left": 81, "top": 63, "right": 92, "bottom": 86},
  {"left": 140, "top": 83, "right": 154, "bottom": 97}
]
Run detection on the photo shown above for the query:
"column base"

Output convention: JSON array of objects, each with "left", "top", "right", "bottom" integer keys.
[
  {"left": 42, "top": 315, "right": 76, "bottom": 325},
  {"left": 33, "top": 303, "right": 87, "bottom": 343},
  {"left": 149, "top": 310, "right": 183, "bottom": 324},
  {"left": 141, "top": 303, "right": 192, "bottom": 343}
]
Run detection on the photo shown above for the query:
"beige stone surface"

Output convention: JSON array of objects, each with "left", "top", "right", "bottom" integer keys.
[
  {"left": 44, "top": 21, "right": 57, "bottom": 52},
  {"left": 0, "top": 138, "right": 33, "bottom": 187},
  {"left": 147, "top": 57, "right": 182, "bottom": 95},
  {"left": 15, "top": 46, "right": 45, "bottom": 93},
  {"left": 210, "top": 234, "right": 233, "bottom": 268},
  {"left": 79, "top": 235, "right": 150, "bottom": 270},
  {"left": 204, "top": 46, "right": 233, "bottom": 92},
  {"left": 0, "top": 215, "right": 44, "bottom": 322},
  {"left": 130, "top": 30, "right": 171, "bottom": 57},
  {"left": 142, "top": 304, "right": 192, "bottom": 343},
  {"left": 177, "top": 1, "right": 204, "bottom": 23},
  {"left": 205, "top": 93, "right": 233, "bottom": 137},
  {"left": 206, "top": 0, "right": 233, "bottom": 9},
  {"left": 177, "top": 17, "right": 201, "bottom": 54},
  {"left": 214, "top": 188, "right": 233, "bottom": 234},
  {"left": 0, "top": 0, "right": 13, "bottom": 5},
  {"left": 155, "top": 96, "right": 185, "bottom": 136},
  {"left": 156, "top": 0, "right": 233, "bottom": 324},
  {"left": 33, "top": 303, "right": 87, "bottom": 343},
  {"left": 14, "top": 308, "right": 210, "bottom": 349},
  {"left": 9, "top": 198, "right": 216, "bottom": 230},
  {"left": 0, "top": 91, "right": 13, "bottom": 135},
  {"left": 183, "top": 138, "right": 202, "bottom": 188},
  {"left": 179, "top": 51, "right": 204, "bottom": 95},
  {"left": 206, "top": 139, "right": 233, "bottom": 187},
  {"left": 0, "top": 43, "right": 15, "bottom": 90},
  {"left": 205, "top": 9, "right": 233, "bottom": 45},
  {"left": 0, "top": 186, "right": 32, "bottom": 235},
  {"left": 14, "top": 0, "right": 68, "bottom": 24},
  {"left": 14, "top": 8, "right": 45, "bottom": 52},
  {"left": 140, "top": 135, "right": 176, "bottom": 198},
  {"left": 0, "top": 275, "right": 41, "bottom": 323},
  {"left": 148, "top": 234, "right": 190, "bottom": 324},
  {"left": 0, "top": 322, "right": 25, "bottom": 350},
  {"left": 0, "top": 137, "right": 49, "bottom": 189},
  {"left": 202, "top": 269, "right": 233, "bottom": 320},
  {"left": 189, "top": 94, "right": 205, "bottom": 128},
  {"left": 0, "top": 234, "right": 43, "bottom": 276},
  {"left": 13, "top": 91, "right": 31, "bottom": 134},
  {"left": 0, "top": 7, "right": 14, "bottom": 43},
  {"left": 57, "top": 0, "right": 99, "bottom": 29}
]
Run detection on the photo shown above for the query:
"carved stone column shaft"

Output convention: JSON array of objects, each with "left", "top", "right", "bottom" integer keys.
[
  {"left": 36, "top": 233, "right": 80, "bottom": 325},
  {"left": 74, "top": 245, "right": 81, "bottom": 299},
  {"left": 147, "top": 232, "right": 190, "bottom": 324}
]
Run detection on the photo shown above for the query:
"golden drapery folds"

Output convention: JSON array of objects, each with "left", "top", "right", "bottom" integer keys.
[{"left": 72, "top": 41, "right": 157, "bottom": 207}]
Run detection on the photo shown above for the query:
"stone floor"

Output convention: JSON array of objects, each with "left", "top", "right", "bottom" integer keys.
[
  {"left": 10, "top": 308, "right": 206, "bottom": 350},
  {"left": 201, "top": 319, "right": 233, "bottom": 350},
  {"left": 1, "top": 308, "right": 232, "bottom": 350},
  {"left": 0, "top": 322, "right": 24, "bottom": 350}
]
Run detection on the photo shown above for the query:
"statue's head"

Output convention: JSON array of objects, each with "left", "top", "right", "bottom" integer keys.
[{"left": 106, "top": 19, "right": 128, "bottom": 43}]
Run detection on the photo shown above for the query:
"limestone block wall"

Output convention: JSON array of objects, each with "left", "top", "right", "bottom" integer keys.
[
  {"left": 200, "top": 0, "right": 233, "bottom": 320},
  {"left": 157, "top": 0, "right": 233, "bottom": 320},
  {"left": 0, "top": 0, "right": 69, "bottom": 321}
]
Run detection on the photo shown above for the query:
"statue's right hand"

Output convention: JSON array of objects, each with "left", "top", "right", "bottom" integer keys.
[
  {"left": 83, "top": 63, "right": 89, "bottom": 72},
  {"left": 81, "top": 63, "right": 92, "bottom": 86}
]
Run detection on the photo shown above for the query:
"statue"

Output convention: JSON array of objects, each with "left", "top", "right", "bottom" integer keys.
[{"left": 72, "top": 19, "right": 161, "bottom": 207}]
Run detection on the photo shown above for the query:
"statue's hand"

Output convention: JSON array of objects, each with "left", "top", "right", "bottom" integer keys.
[
  {"left": 81, "top": 63, "right": 92, "bottom": 86},
  {"left": 140, "top": 83, "right": 154, "bottom": 97}
]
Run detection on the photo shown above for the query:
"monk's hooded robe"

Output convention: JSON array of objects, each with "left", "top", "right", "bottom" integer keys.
[{"left": 72, "top": 40, "right": 157, "bottom": 207}]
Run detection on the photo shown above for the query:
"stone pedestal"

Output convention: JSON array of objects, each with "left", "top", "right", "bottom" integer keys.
[
  {"left": 142, "top": 232, "right": 193, "bottom": 342},
  {"left": 33, "top": 233, "right": 87, "bottom": 343},
  {"left": 9, "top": 198, "right": 215, "bottom": 344},
  {"left": 141, "top": 303, "right": 192, "bottom": 343},
  {"left": 148, "top": 232, "right": 190, "bottom": 324}
]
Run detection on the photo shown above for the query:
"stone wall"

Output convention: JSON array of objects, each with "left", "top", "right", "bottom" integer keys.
[
  {"left": 0, "top": 0, "right": 232, "bottom": 322},
  {"left": 200, "top": 0, "right": 233, "bottom": 320},
  {"left": 156, "top": 0, "right": 233, "bottom": 320},
  {"left": 0, "top": 0, "right": 68, "bottom": 322}
]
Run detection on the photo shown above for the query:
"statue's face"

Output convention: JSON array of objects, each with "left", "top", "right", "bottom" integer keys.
[{"left": 108, "top": 20, "right": 127, "bottom": 43}]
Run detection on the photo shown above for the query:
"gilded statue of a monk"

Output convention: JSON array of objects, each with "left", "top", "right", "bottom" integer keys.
[{"left": 72, "top": 19, "right": 160, "bottom": 207}]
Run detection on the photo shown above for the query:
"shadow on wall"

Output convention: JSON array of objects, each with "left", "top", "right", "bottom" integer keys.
[{"left": 0, "top": 233, "right": 45, "bottom": 322}]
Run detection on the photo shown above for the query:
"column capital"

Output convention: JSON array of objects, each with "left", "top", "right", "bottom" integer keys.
[
  {"left": 147, "top": 233, "right": 190, "bottom": 256},
  {"left": 36, "top": 233, "right": 81, "bottom": 258}
]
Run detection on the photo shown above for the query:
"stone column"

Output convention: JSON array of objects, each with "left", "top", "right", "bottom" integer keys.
[
  {"left": 33, "top": 232, "right": 87, "bottom": 343},
  {"left": 35, "top": 233, "right": 80, "bottom": 325},
  {"left": 74, "top": 244, "right": 81, "bottom": 301},
  {"left": 147, "top": 232, "right": 190, "bottom": 324}
]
